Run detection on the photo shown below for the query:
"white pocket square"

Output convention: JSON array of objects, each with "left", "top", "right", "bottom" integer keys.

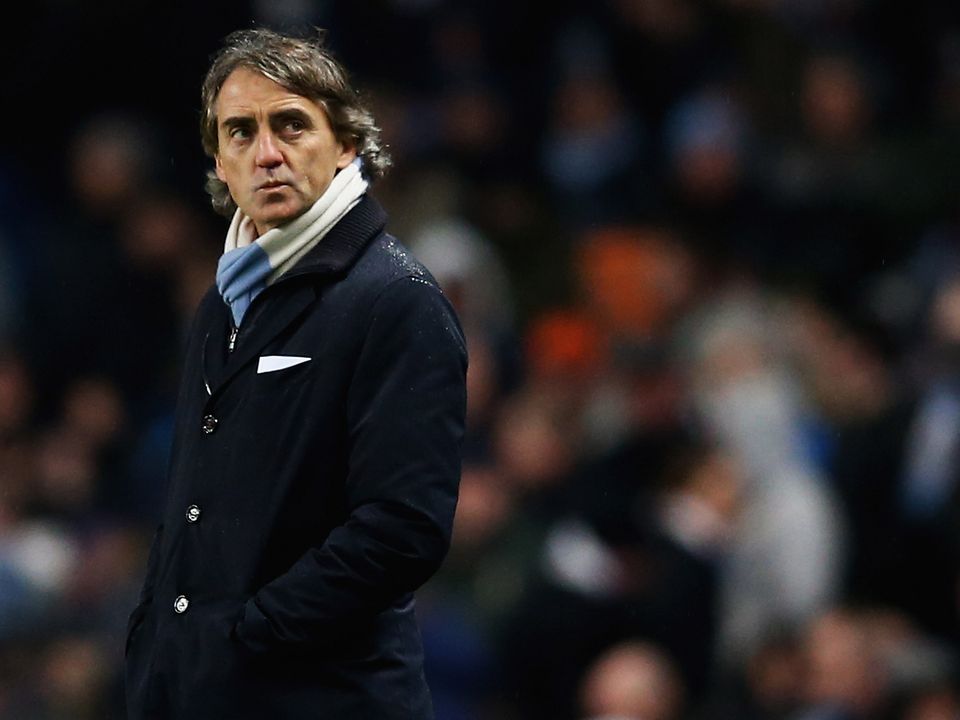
[{"left": 257, "top": 355, "right": 311, "bottom": 374}]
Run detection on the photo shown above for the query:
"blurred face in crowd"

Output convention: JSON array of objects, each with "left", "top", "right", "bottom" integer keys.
[{"left": 214, "top": 67, "right": 356, "bottom": 234}]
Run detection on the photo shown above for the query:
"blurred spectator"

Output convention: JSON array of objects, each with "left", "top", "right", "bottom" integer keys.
[
  {"left": 439, "top": 79, "right": 511, "bottom": 183},
  {"left": 832, "top": 274, "right": 960, "bottom": 644},
  {"left": 680, "top": 286, "right": 847, "bottom": 670},
  {"left": 660, "top": 82, "right": 767, "bottom": 272},
  {"left": 24, "top": 113, "right": 179, "bottom": 416},
  {"left": 36, "top": 635, "right": 112, "bottom": 720},
  {"left": 780, "top": 294, "right": 894, "bottom": 434},
  {"left": 67, "top": 114, "right": 161, "bottom": 221},
  {"left": 540, "top": 52, "right": 646, "bottom": 227},
  {"left": 569, "top": 223, "right": 698, "bottom": 453},
  {"left": 576, "top": 225, "right": 697, "bottom": 346},
  {"left": 0, "top": 516, "right": 78, "bottom": 641},
  {"left": 603, "top": 0, "right": 734, "bottom": 131},
  {"left": 664, "top": 86, "right": 749, "bottom": 207},
  {"left": 579, "top": 640, "right": 686, "bottom": 720},
  {"left": 798, "top": 608, "right": 889, "bottom": 719},
  {"left": 899, "top": 684, "right": 960, "bottom": 720},
  {"left": 739, "top": 628, "right": 807, "bottom": 720},
  {"left": 758, "top": 47, "right": 905, "bottom": 307}
]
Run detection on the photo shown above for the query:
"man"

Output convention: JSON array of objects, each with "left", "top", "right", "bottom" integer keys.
[{"left": 124, "top": 28, "right": 467, "bottom": 719}]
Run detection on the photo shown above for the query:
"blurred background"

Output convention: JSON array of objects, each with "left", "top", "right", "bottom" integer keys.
[{"left": 4, "top": 0, "right": 960, "bottom": 718}]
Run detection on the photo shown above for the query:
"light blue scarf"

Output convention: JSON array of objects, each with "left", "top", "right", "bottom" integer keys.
[{"left": 216, "top": 158, "right": 368, "bottom": 326}]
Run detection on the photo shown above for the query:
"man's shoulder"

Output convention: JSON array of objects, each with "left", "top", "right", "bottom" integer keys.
[
  {"left": 331, "top": 232, "right": 462, "bottom": 341},
  {"left": 347, "top": 232, "right": 441, "bottom": 294}
]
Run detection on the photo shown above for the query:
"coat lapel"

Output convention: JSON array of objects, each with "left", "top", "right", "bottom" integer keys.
[
  {"left": 201, "top": 309, "right": 231, "bottom": 396},
  {"left": 200, "top": 195, "right": 388, "bottom": 397},
  {"left": 206, "top": 281, "right": 317, "bottom": 396}
]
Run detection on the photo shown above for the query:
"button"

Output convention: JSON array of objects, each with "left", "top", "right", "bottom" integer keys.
[
  {"left": 174, "top": 595, "right": 189, "bottom": 614},
  {"left": 201, "top": 414, "right": 218, "bottom": 434},
  {"left": 185, "top": 505, "right": 201, "bottom": 523}
]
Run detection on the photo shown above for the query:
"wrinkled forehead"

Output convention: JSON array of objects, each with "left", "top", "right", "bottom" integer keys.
[{"left": 215, "top": 67, "right": 320, "bottom": 117}]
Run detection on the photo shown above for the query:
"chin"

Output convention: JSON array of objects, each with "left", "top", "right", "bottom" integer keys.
[{"left": 254, "top": 202, "right": 307, "bottom": 230}]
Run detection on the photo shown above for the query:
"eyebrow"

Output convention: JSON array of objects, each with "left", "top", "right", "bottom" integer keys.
[
  {"left": 220, "top": 108, "right": 313, "bottom": 131},
  {"left": 221, "top": 115, "right": 254, "bottom": 132}
]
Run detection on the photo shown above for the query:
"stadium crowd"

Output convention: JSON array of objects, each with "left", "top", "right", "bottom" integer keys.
[{"left": 3, "top": 0, "right": 960, "bottom": 718}]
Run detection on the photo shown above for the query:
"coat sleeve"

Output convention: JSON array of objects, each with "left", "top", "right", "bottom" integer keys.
[{"left": 235, "top": 275, "right": 467, "bottom": 654}]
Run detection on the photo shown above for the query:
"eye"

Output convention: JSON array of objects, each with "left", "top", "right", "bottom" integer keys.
[
  {"left": 229, "top": 126, "right": 251, "bottom": 140},
  {"left": 283, "top": 119, "right": 305, "bottom": 133}
]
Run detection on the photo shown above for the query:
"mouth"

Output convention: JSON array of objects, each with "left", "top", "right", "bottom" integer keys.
[{"left": 257, "top": 181, "right": 290, "bottom": 191}]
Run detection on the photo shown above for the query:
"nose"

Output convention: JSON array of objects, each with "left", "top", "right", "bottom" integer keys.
[{"left": 255, "top": 130, "right": 283, "bottom": 168}]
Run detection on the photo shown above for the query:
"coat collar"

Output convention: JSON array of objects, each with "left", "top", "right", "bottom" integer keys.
[
  {"left": 277, "top": 194, "right": 388, "bottom": 280},
  {"left": 201, "top": 194, "right": 388, "bottom": 397}
]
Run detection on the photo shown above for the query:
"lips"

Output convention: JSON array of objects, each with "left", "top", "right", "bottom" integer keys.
[{"left": 257, "top": 181, "right": 290, "bottom": 191}]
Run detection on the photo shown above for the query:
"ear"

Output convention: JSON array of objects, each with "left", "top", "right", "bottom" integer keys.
[
  {"left": 215, "top": 154, "right": 227, "bottom": 182},
  {"left": 336, "top": 141, "right": 358, "bottom": 170}
]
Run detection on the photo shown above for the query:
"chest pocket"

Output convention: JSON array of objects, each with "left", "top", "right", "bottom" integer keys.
[
  {"left": 257, "top": 355, "right": 312, "bottom": 374},
  {"left": 244, "top": 355, "right": 315, "bottom": 404}
]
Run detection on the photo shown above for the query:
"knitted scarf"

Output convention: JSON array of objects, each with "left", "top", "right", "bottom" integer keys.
[{"left": 216, "top": 158, "right": 368, "bottom": 326}]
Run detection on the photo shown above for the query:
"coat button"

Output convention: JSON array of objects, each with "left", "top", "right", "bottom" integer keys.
[
  {"left": 201, "top": 414, "right": 218, "bottom": 434},
  {"left": 174, "top": 595, "right": 190, "bottom": 614},
  {"left": 185, "top": 505, "right": 201, "bottom": 523}
]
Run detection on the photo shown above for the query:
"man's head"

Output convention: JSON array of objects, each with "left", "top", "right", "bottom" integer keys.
[{"left": 201, "top": 28, "right": 390, "bottom": 231}]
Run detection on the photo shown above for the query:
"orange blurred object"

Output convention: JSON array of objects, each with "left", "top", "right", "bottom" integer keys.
[
  {"left": 577, "top": 226, "right": 691, "bottom": 339},
  {"left": 525, "top": 308, "right": 604, "bottom": 381}
]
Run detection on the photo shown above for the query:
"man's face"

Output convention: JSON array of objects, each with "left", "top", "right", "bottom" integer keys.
[{"left": 214, "top": 67, "right": 356, "bottom": 234}]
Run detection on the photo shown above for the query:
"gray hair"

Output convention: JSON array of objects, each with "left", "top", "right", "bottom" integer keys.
[{"left": 200, "top": 27, "right": 391, "bottom": 216}]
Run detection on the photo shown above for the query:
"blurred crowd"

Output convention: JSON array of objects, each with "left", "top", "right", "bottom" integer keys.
[{"left": 4, "top": 0, "right": 960, "bottom": 718}]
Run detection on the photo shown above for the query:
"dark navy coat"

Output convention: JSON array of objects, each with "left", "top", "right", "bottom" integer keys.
[{"left": 125, "top": 196, "right": 467, "bottom": 719}]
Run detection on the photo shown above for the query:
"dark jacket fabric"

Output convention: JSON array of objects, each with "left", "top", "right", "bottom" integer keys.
[{"left": 125, "top": 197, "right": 467, "bottom": 719}]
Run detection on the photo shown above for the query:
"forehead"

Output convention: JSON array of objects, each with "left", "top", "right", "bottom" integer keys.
[{"left": 216, "top": 67, "right": 323, "bottom": 119}]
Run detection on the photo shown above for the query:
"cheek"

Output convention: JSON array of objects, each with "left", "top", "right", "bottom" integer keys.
[
  {"left": 217, "top": 158, "right": 246, "bottom": 192},
  {"left": 303, "top": 161, "right": 336, "bottom": 193}
]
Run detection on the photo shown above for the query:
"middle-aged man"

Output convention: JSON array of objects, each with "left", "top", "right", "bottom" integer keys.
[{"left": 124, "top": 28, "right": 467, "bottom": 719}]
